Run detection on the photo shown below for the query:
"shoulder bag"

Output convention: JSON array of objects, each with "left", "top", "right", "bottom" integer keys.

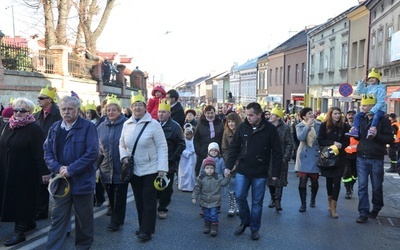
[{"left": 120, "top": 122, "right": 149, "bottom": 181}]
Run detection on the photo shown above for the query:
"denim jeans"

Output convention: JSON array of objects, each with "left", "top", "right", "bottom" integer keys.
[
  {"left": 356, "top": 157, "right": 384, "bottom": 216},
  {"left": 203, "top": 207, "right": 219, "bottom": 223},
  {"left": 235, "top": 173, "right": 267, "bottom": 231}
]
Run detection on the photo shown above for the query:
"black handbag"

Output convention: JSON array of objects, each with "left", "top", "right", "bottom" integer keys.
[
  {"left": 120, "top": 122, "right": 149, "bottom": 181},
  {"left": 317, "top": 146, "right": 338, "bottom": 169}
]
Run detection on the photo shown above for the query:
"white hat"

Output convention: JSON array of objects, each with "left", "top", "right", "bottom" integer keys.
[{"left": 208, "top": 142, "right": 220, "bottom": 153}]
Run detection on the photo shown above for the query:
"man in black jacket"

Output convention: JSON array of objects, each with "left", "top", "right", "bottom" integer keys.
[
  {"left": 225, "top": 102, "right": 282, "bottom": 240},
  {"left": 34, "top": 85, "right": 62, "bottom": 220},
  {"left": 166, "top": 89, "right": 185, "bottom": 128},
  {"left": 157, "top": 99, "right": 185, "bottom": 219},
  {"left": 355, "top": 95, "right": 393, "bottom": 223}
]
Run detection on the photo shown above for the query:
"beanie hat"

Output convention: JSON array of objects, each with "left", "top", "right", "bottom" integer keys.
[
  {"left": 71, "top": 90, "right": 80, "bottom": 99},
  {"left": 202, "top": 157, "right": 216, "bottom": 168},
  {"left": 346, "top": 109, "right": 356, "bottom": 115},
  {"left": 1, "top": 107, "right": 13, "bottom": 118},
  {"left": 208, "top": 142, "right": 220, "bottom": 153}
]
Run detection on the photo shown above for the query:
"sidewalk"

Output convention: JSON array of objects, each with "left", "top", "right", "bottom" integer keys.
[{"left": 382, "top": 158, "right": 400, "bottom": 219}]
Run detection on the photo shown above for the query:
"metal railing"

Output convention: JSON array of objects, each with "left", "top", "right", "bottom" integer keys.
[{"left": 1, "top": 41, "right": 94, "bottom": 79}]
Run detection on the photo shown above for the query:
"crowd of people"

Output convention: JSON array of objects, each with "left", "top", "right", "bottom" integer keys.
[{"left": 0, "top": 68, "right": 399, "bottom": 247}]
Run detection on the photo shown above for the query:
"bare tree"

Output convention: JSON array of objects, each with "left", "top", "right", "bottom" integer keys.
[{"left": 23, "top": 0, "right": 115, "bottom": 54}]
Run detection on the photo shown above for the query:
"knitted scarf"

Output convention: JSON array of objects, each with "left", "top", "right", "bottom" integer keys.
[
  {"left": 302, "top": 120, "right": 316, "bottom": 147},
  {"left": 9, "top": 114, "right": 36, "bottom": 129},
  {"left": 206, "top": 117, "right": 215, "bottom": 138}
]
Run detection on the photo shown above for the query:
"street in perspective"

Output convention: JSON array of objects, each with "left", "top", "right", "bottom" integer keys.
[{"left": 0, "top": 161, "right": 399, "bottom": 250}]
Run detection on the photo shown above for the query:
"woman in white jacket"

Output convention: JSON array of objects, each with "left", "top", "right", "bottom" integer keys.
[{"left": 119, "top": 91, "right": 168, "bottom": 242}]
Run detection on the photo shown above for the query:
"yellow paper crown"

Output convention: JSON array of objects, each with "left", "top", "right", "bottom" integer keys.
[
  {"left": 361, "top": 94, "right": 376, "bottom": 105},
  {"left": 39, "top": 85, "right": 56, "bottom": 99},
  {"left": 33, "top": 104, "right": 41, "bottom": 114},
  {"left": 131, "top": 90, "right": 146, "bottom": 104},
  {"left": 271, "top": 104, "right": 284, "bottom": 118},
  {"left": 316, "top": 113, "right": 326, "bottom": 122},
  {"left": 368, "top": 68, "right": 382, "bottom": 81},
  {"left": 85, "top": 101, "right": 97, "bottom": 111},
  {"left": 9, "top": 97, "right": 15, "bottom": 104},
  {"left": 158, "top": 98, "right": 171, "bottom": 111},
  {"left": 106, "top": 94, "right": 121, "bottom": 107}
]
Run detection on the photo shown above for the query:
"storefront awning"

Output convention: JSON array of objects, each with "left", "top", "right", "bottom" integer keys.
[{"left": 390, "top": 87, "right": 400, "bottom": 100}]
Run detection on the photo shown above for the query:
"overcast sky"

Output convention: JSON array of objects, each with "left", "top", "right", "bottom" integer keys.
[{"left": 0, "top": 0, "right": 359, "bottom": 84}]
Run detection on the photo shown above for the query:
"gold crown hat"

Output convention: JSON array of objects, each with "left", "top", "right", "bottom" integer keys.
[
  {"left": 9, "top": 97, "right": 15, "bottom": 104},
  {"left": 271, "top": 104, "right": 284, "bottom": 118},
  {"left": 131, "top": 90, "right": 146, "bottom": 104},
  {"left": 158, "top": 98, "right": 171, "bottom": 111},
  {"left": 367, "top": 68, "right": 382, "bottom": 81},
  {"left": 39, "top": 85, "right": 57, "bottom": 99},
  {"left": 329, "top": 145, "right": 339, "bottom": 156},
  {"left": 106, "top": 94, "right": 121, "bottom": 107},
  {"left": 85, "top": 101, "right": 97, "bottom": 111},
  {"left": 316, "top": 113, "right": 326, "bottom": 122},
  {"left": 361, "top": 94, "right": 376, "bottom": 105}
]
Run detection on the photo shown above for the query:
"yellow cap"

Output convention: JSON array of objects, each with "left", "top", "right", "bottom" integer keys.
[
  {"left": 329, "top": 145, "right": 339, "bottom": 156},
  {"left": 85, "top": 101, "right": 97, "bottom": 111},
  {"left": 271, "top": 104, "right": 284, "bottom": 118},
  {"left": 106, "top": 94, "right": 121, "bottom": 107},
  {"left": 158, "top": 98, "right": 171, "bottom": 111},
  {"left": 361, "top": 94, "right": 376, "bottom": 105},
  {"left": 316, "top": 113, "right": 326, "bottom": 122},
  {"left": 131, "top": 90, "right": 146, "bottom": 104},
  {"left": 39, "top": 85, "right": 56, "bottom": 99},
  {"left": 367, "top": 68, "right": 381, "bottom": 81}
]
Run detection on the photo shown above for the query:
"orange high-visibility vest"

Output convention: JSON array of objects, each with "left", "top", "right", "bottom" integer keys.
[
  {"left": 391, "top": 122, "right": 400, "bottom": 143},
  {"left": 345, "top": 137, "right": 358, "bottom": 154}
]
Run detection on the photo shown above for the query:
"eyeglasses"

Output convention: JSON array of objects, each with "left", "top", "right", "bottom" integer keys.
[
  {"left": 13, "top": 108, "right": 29, "bottom": 114},
  {"left": 38, "top": 97, "right": 49, "bottom": 100}
]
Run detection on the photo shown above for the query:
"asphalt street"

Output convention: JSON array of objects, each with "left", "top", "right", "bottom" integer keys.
[{"left": 0, "top": 160, "right": 399, "bottom": 250}]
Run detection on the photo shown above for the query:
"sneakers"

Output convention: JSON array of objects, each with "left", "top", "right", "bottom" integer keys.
[
  {"left": 368, "top": 210, "right": 379, "bottom": 218},
  {"left": 345, "top": 128, "right": 359, "bottom": 138},
  {"left": 345, "top": 190, "right": 352, "bottom": 199},
  {"left": 385, "top": 167, "right": 397, "bottom": 173},
  {"left": 367, "top": 127, "right": 377, "bottom": 140},
  {"left": 158, "top": 211, "right": 167, "bottom": 219},
  {"left": 356, "top": 216, "right": 368, "bottom": 223}
]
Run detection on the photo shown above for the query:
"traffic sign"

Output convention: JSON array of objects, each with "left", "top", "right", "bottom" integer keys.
[{"left": 339, "top": 83, "right": 353, "bottom": 97}]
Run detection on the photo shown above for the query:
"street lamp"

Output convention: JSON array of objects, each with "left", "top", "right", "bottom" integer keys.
[
  {"left": 5, "top": 5, "right": 16, "bottom": 46},
  {"left": 152, "top": 31, "right": 172, "bottom": 86}
]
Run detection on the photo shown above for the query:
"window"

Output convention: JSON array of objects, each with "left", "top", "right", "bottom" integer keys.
[
  {"left": 319, "top": 51, "right": 324, "bottom": 73},
  {"left": 310, "top": 55, "right": 315, "bottom": 75},
  {"left": 269, "top": 69, "right": 272, "bottom": 86},
  {"left": 351, "top": 42, "right": 357, "bottom": 67},
  {"left": 377, "top": 29, "right": 383, "bottom": 65},
  {"left": 275, "top": 68, "right": 278, "bottom": 85},
  {"left": 341, "top": 43, "right": 348, "bottom": 69},
  {"left": 287, "top": 65, "right": 291, "bottom": 85},
  {"left": 295, "top": 64, "right": 299, "bottom": 83},
  {"left": 329, "top": 47, "right": 335, "bottom": 71},
  {"left": 387, "top": 25, "right": 393, "bottom": 63},
  {"left": 302, "top": 63, "right": 306, "bottom": 83},
  {"left": 359, "top": 40, "right": 365, "bottom": 66},
  {"left": 280, "top": 67, "right": 283, "bottom": 85}
]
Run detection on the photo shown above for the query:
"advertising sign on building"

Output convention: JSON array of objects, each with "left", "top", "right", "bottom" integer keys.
[{"left": 391, "top": 31, "right": 400, "bottom": 62}]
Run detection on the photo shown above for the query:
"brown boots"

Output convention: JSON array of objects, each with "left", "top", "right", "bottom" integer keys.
[
  {"left": 328, "top": 196, "right": 338, "bottom": 218},
  {"left": 204, "top": 222, "right": 219, "bottom": 236}
]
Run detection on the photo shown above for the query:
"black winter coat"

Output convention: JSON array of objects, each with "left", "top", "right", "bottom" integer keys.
[
  {"left": 162, "top": 118, "right": 185, "bottom": 173},
  {"left": 170, "top": 102, "right": 185, "bottom": 128},
  {"left": 357, "top": 115, "right": 393, "bottom": 160},
  {"left": 317, "top": 121, "right": 350, "bottom": 178},
  {"left": 0, "top": 122, "right": 47, "bottom": 222},
  {"left": 226, "top": 116, "right": 282, "bottom": 179}
]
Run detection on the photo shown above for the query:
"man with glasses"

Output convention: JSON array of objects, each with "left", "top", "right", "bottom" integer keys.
[{"left": 34, "top": 85, "right": 62, "bottom": 221}]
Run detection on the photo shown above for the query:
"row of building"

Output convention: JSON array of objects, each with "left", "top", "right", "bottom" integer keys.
[{"left": 174, "top": 0, "right": 400, "bottom": 114}]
